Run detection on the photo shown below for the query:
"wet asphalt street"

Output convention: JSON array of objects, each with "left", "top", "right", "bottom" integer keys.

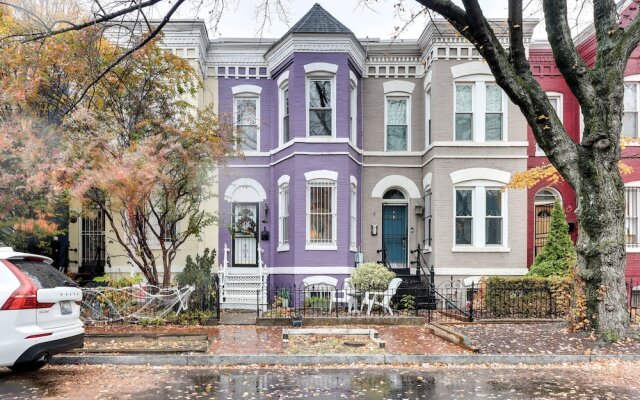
[{"left": 1, "top": 361, "right": 639, "bottom": 399}]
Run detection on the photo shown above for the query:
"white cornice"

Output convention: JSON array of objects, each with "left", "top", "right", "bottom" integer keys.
[{"left": 265, "top": 34, "right": 366, "bottom": 72}]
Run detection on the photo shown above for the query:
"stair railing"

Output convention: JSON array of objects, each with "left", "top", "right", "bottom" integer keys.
[
  {"left": 219, "top": 243, "right": 230, "bottom": 288},
  {"left": 257, "top": 244, "right": 268, "bottom": 311},
  {"left": 376, "top": 247, "right": 392, "bottom": 270}
]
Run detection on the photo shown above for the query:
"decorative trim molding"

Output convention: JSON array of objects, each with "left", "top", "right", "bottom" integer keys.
[
  {"left": 224, "top": 178, "right": 267, "bottom": 202},
  {"left": 451, "top": 61, "right": 492, "bottom": 79},
  {"left": 304, "top": 170, "right": 338, "bottom": 181},
  {"left": 277, "top": 70, "right": 290, "bottom": 87},
  {"left": 423, "top": 173, "right": 432, "bottom": 190},
  {"left": 371, "top": 175, "right": 421, "bottom": 199},
  {"left": 349, "top": 70, "right": 357, "bottom": 84},
  {"left": 267, "top": 266, "right": 355, "bottom": 274},
  {"left": 232, "top": 84, "right": 262, "bottom": 95},
  {"left": 450, "top": 168, "right": 511, "bottom": 185},
  {"left": 277, "top": 175, "right": 290, "bottom": 186},
  {"left": 350, "top": 175, "right": 358, "bottom": 187},
  {"left": 383, "top": 80, "right": 415, "bottom": 94},
  {"left": 304, "top": 62, "right": 339, "bottom": 74},
  {"left": 434, "top": 267, "right": 528, "bottom": 276}
]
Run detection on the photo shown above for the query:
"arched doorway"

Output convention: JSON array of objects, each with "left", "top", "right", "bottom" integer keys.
[
  {"left": 534, "top": 188, "right": 561, "bottom": 257},
  {"left": 382, "top": 189, "right": 408, "bottom": 269}
]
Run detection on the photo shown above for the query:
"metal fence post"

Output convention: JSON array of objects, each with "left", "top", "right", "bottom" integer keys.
[
  {"left": 256, "top": 289, "right": 260, "bottom": 319},
  {"left": 468, "top": 282, "right": 474, "bottom": 322}
]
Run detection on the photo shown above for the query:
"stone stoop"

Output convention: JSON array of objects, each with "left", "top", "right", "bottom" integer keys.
[{"left": 220, "top": 268, "right": 266, "bottom": 310}]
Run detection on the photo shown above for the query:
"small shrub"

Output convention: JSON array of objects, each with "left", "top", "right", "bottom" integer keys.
[
  {"left": 305, "top": 295, "right": 330, "bottom": 309},
  {"left": 400, "top": 295, "right": 415, "bottom": 311},
  {"left": 350, "top": 262, "right": 396, "bottom": 291},
  {"left": 529, "top": 200, "right": 576, "bottom": 278},
  {"left": 93, "top": 273, "right": 144, "bottom": 288},
  {"left": 176, "top": 248, "right": 217, "bottom": 312}
]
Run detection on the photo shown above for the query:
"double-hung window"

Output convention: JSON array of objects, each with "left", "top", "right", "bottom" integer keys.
[
  {"left": 235, "top": 97, "right": 259, "bottom": 151},
  {"left": 623, "top": 83, "right": 639, "bottom": 138},
  {"left": 485, "top": 189, "right": 503, "bottom": 245},
  {"left": 536, "top": 92, "right": 563, "bottom": 155},
  {"left": 454, "top": 81, "right": 506, "bottom": 142},
  {"left": 485, "top": 84, "right": 503, "bottom": 141},
  {"left": 350, "top": 182, "right": 357, "bottom": 251},
  {"left": 386, "top": 96, "right": 409, "bottom": 151},
  {"left": 282, "top": 87, "right": 290, "bottom": 143},
  {"left": 309, "top": 79, "right": 332, "bottom": 137},
  {"left": 350, "top": 82, "right": 357, "bottom": 144},
  {"left": 424, "top": 187, "right": 432, "bottom": 248},
  {"left": 455, "top": 189, "right": 473, "bottom": 245},
  {"left": 278, "top": 182, "right": 290, "bottom": 250},
  {"left": 453, "top": 176, "right": 508, "bottom": 250},
  {"left": 455, "top": 84, "right": 473, "bottom": 140},
  {"left": 307, "top": 179, "right": 337, "bottom": 248}
]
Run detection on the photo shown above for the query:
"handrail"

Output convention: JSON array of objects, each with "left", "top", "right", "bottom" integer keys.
[
  {"left": 410, "top": 244, "right": 433, "bottom": 282},
  {"left": 376, "top": 247, "right": 392, "bottom": 270}
]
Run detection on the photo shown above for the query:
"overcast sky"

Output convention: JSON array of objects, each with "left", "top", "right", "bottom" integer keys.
[{"left": 149, "top": 0, "right": 593, "bottom": 41}]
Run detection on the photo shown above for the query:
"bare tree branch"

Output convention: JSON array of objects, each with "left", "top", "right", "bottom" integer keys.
[{"left": 542, "top": 0, "right": 596, "bottom": 109}]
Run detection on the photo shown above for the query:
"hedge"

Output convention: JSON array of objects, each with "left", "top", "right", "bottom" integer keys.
[{"left": 481, "top": 276, "right": 573, "bottom": 319}]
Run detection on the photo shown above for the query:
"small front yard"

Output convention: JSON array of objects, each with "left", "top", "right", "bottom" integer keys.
[{"left": 451, "top": 322, "right": 640, "bottom": 355}]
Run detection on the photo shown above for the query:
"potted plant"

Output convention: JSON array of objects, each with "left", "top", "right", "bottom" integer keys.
[{"left": 279, "top": 288, "right": 290, "bottom": 309}]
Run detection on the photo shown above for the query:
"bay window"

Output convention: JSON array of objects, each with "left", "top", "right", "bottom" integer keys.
[
  {"left": 308, "top": 79, "right": 333, "bottom": 137},
  {"left": 278, "top": 181, "right": 290, "bottom": 251}
]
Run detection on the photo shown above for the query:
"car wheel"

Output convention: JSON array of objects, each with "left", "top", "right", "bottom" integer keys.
[{"left": 8, "top": 360, "right": 48, "bottom": 373}]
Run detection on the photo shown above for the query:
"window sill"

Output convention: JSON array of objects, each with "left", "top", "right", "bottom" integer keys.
[
  {"left": 305, "top": 244, "right": 338, "bottom": 251},
  {"left": 422, "top": 246, "right": 432, "bottom": 253},
  {"left": 626, "top": 246, "right": 640, "bottom": 253},
  {"left": 350, "top": 246, "right": 357, "bottom": 253},
  {"left": 277, "top": 244, "right": 290, "bottom": 252},
  {"left": 306, "top": 136, "right": 336, "bottom": 142},
  {"left": 451, "top": 246, "right": 510, "bottom": 253}
]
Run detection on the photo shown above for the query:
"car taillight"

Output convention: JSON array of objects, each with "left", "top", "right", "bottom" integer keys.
[{"left": 1, "top": 262, "right": 54, "bottom": 310}]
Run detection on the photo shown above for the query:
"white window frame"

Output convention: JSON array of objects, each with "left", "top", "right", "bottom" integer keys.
[
  {"left": 350, "top": 79, "right": 358, "bottom": 145},
  {"left": 623, "top": 78, "right": 640, "bottom": 140},
  {"left": 424, "top": 186, "right": 432, "bottom": 251},
  {"left": 453, "top": 76, "right": 508, "bottom": 143},
  {"left": 278, "top": 175, "right": 290, "bottom": 252},
  {"left": 305, "top": 170, "right": 338, "bottom": 250},
  {"left": 233, "top": 94, "right": 260, "bottom": 154},
  {"left": 452, "top": 184, "right": 508, "bottom": 251},
  {"left": 625, "top": 181, "right": 640, "bottom": 252},
  {"left": 425, "top": 88, "right": 431, "bottom": 149},
  {"left": 384, "top": 93, "right": 411, "bottom": 152},
  {"left": 305, "top": 63, "right": 338, "bottom": 140},
  {"left": 536, "top": 91, "right": 563, "bottom": 156},
  {"left": 350, "top": 176, "right": 357, "bottom": 252},
  {"left": 278, "top": 71, "right": 291, "bottom": 146}
]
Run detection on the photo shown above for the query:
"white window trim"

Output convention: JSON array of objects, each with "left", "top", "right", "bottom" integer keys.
[
  {"left": 232, "top": 85, "right": 262, "bottom": 95},
  {"left": 384, "top": 93, "right": 412, "bottom": 152},
  {"left": 278, "top": 72, "right": 290, "bottom": 146},
  {"left": 233, "top": 94, "right": 260, "bottom": 154},
  {"left": 536, "top": 92, "right": 563, "bottom": 156},
  {"left": 383, "top": 80, "right": 415, "bottom": 94},
  {"left": 625, "top": 181, "right": 640, "bottom": 252},
  {"left": 453, "top": 77, "right": 508, "bottom": 143},
  {"left": 623, "top": 77, "right": 640, "bottom": 143},
  {"left": 350, "top": 76, "right": 358, "bottom": 146},
  {"left": 350, "top": 175, "right": 358, "bottom": 252},
  {"left": 305, "top": 175, "right": 338, "bottom": 251},
  {"left": 452, "top": 180, "right": 509, "bottom": 252},
  {"left": 304, "top": 63, "right": 338, "bottom": 140},
  {"left": 278, "top": 176, "right": 290, "bottom": 252},
  {"left": 423, "top": 185, "right": 432, "bottom": 252},
  {"left": 425, "top": 88, "right": 431, "bottom": 149}
]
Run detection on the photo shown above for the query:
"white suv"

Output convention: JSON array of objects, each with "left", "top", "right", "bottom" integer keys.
[{"left": 0, "top": 247, "right": 84, "bottom": 372}]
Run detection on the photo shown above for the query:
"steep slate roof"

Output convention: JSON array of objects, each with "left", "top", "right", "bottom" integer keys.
[{"left": 288, "top": 3, "right": 352, "bottom": 34}]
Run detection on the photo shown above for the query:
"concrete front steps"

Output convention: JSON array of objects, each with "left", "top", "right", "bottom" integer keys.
[{"left": 220, "top": 268, "right": 266, "bottom": 310}]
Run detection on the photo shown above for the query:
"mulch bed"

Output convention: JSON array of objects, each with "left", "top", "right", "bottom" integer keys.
[{"left": 451, "top": 322, "right": 640, "bottom": 355}]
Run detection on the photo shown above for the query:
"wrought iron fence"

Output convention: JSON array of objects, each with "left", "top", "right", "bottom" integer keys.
[
  {"left": 627, "top": 277, "right": 640, "bottom": 321},
  {"left": 257, "top": 284, "right": 423, "bottom": 319}
]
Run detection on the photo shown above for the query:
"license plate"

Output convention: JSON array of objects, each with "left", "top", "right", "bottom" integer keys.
[{"left": 60, "top": 301, "right": 72, "bottom": 315}]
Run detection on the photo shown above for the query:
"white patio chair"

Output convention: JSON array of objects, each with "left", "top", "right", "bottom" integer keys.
[
  {"left": 362, "top": 278, "right": 403, "bottom": 316},
  {"left": 302, "top": 275, "right": 338, "bottom": 311},
  {"left": 331, "top": 278, "right": 358, "bottom": 313}
]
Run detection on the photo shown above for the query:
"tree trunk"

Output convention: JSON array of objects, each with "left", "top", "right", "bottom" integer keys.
[
  {"left": 162, "top": 253, "right": 171, "bottom": 288},
  {"left": 575, "top": 98, "right": 629, "bottom": 339}
]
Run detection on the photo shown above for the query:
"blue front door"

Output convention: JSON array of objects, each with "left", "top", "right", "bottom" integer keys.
[{"left": 382, "top": 205, "right": 408, "bottom": 269}]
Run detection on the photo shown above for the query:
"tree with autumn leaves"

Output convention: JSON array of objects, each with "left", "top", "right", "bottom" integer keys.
[{"left": 0, "top": 6, "right": 237, "bottom": 286}]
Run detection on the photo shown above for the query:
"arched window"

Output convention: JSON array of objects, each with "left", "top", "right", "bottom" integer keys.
[
  {"left": 383, "top": 189, "right": 406, "bottom": 200},
  {"left": 533, "top": 188, "right": 561, "bottom": 257}
]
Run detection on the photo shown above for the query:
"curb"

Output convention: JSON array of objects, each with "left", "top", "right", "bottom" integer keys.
[{"left": 51, "top": 353, "right": 640, "bottom": 366}]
